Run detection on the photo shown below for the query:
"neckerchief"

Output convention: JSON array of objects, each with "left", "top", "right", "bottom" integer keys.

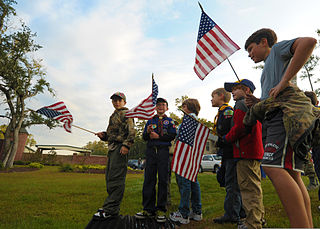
[
  {"left": 213, "top": 103, "right": 231, "bottom": 135},
  {"left": 155, "top": 114, "right": 167, "bottom": 136}
]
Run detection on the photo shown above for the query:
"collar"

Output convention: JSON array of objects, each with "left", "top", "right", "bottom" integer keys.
[{"left": 218, "top": 103, "right": 231, "bottom": 112}]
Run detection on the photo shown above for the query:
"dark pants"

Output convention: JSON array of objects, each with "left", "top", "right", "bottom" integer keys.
[
  {"left": 224, "top": 158, "right": 244, "bottom": 220},
  {"left": 312, "top": 146, "right": 320, "bottom": 200},
  {"left": 142, "top": 146, "right": 169, "bottom": 213},
  {"left": 103, "top": 144, "right": 128, "bottom": 215}
]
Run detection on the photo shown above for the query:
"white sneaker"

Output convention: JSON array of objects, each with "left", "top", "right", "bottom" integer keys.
[
  {"left": 169, "top": 211, "right": 190, "bottom": 224},
  {"left": 189, "top": 210, "right": 203, "bottom": 221}
]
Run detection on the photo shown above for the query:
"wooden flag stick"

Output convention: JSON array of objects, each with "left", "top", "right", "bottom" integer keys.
[
  {"left": 304, "top": 65, "right": 314, "bottom": 91},
  {"left": 227, "top": 57, "right": 240, "bottom": 81},
  {"left": 73, "top": 124, "right": 96, "bottom": 134}
]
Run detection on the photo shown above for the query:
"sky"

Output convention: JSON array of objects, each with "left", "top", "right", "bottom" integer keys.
[{"left": 2, "top": 0, "right": 320, "bottom": 148}]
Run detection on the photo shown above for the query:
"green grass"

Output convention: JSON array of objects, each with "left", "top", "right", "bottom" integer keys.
[{"left": 0, "top": 166, "right": 319, "bottom": 228}]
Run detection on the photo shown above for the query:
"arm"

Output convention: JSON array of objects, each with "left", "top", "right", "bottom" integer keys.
[
  {"left": 122, "top": 117, "right": 135, "bottom": 150},
  {"left": 269, "top": 37, "right": 317, "bottom": 98},
  {"left": 225, "top": 102, "right": 247, "bottom": 143}
]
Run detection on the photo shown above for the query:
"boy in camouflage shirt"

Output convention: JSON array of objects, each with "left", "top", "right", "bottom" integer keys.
[{"left": 94, "top": 92, "right": 135, "bottom": 218}]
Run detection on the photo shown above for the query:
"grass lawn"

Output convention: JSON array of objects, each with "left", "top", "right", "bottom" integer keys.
[{"left": 0, "top": 166, "right": 319, "bottom": 228}]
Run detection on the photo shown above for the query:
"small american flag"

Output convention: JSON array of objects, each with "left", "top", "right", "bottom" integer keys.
[
  {"left": 125, "top": 78, "right": 158, "bottom": 120},
  {"left": 194, "top": 10, "right": 240, "bottom": 80},
  {"left": 171, "top": 114, "right": 210, "bottom": 182},
  {"left": 36, "top": 101, "right": 73, "bottom": 133}
]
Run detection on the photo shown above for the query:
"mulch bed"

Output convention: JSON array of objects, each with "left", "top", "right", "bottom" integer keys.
[{"left": 0, "top": 167, "right": 39, "bottom": 173}]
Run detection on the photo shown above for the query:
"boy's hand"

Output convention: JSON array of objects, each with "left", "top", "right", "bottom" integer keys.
[
  {"left": 269, "top": 81, "right": 289, "bottom": 98},
  {"left": 120, "top": 146, "right": 129, "bottom": 155},
  {"left": 245, "top": 94, "right": 260, "bottom": 108},
  {"left": 147, "top": 125, "right": 153, "bottom": 133},
  {"left": 149, "top": 131, "right": 160, "bottom": 139},
  {"left": 95, "top": 132, "right": 104, "bottom": 139}
]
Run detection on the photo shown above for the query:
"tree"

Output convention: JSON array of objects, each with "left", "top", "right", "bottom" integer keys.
[
  {"left": 84, "top": 140, "right": 108, "bottom": 156},
  {"left": 299, "top": 29, "right": 320, "bottom": 96},
  {"left": 0, "top": 0, "right": 56, "bottom": 168}
]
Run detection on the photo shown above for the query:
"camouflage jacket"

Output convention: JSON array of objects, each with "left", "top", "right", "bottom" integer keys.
[
  {"left": 102, "top": 107, "right": 135, "bottom": 150},
  {"left": 243, "top": 86, "right": 320, "bottom": 159}
]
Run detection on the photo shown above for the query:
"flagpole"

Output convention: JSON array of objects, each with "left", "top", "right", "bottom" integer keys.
[
  {"left": 73, "top": 125, "right": 96, "bottom": 134},
  {"left": 227, "top": 57, "right": 240, "bottom": 81},
  {"left": 198, "top": 2, "right": 204, "bottom": 12}
]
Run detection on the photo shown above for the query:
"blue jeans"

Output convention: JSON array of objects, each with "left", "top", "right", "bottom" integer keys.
[
  {"left": 224, "top": 158, "right": 243, "bottom": 220},
  {"left": 175, "top": 173, "right": 202, "bottom": 218}
]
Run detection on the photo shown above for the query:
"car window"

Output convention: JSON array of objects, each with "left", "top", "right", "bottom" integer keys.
[
  {"left": 213, "top": 155, "right": 222, "bottom": 160},
  {"left": 202, "top": 155, "right": 210, "bottom": 161}
]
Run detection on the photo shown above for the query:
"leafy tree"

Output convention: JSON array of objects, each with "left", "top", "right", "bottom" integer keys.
[
  {"left": 0, "top": 0, "right": 56, "bottom": 168},
  {"left": 84, "top": 140, "right": 108, "bottom": 156},
  {"left": 299, "top": 29, "right": 320, "bottom": 96}
]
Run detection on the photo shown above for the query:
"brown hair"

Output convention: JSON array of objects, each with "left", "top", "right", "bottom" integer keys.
[
  {"left": 212, "top": 88, "right": 231, "bottom": 103},
  {"left": 182, "top": 98, "right": 201, "bottom": 116},
  {"left": 304, "top": 91, "right": 318, "bottom": 106},
  {"left": 245, "top": 28, "right": 277, "bottom": 50},
  {"left": 232, "top": 84, "right": 252, "bottom": 94}
]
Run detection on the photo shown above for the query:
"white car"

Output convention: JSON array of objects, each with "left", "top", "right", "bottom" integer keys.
[{"left": 199, "top": 154, "right": 222, "bottom": 173}]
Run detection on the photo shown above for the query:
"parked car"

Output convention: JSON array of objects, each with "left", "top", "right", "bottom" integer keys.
[
  {"left": 128, "top": 159, "right": 145, "bottom": 170},
  {"left": 199, "top": 154, "right": 222, "bottom": 173}
]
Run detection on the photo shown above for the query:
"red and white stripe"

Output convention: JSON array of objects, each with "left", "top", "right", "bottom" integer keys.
[
  {"left": 171, "top": 123, "right": 210, "bottom": 182},
  {"left": 125, "top": 94, "right": 155, "bottom": 120},
  {"left": 46, "top": 102, "right": 73, "bottom": 132},
  {"left": 194, "top": 24, "right": 240, "bottom": 80}
]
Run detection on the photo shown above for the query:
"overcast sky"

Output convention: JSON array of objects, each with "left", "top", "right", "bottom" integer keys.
[{"left": 2, "top": 0, "right": 319, "bottom": 147}]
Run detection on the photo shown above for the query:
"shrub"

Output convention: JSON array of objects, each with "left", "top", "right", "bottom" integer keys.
[
  {"left": 59, "top": 164, "right": 74, "bottom": 172},
  {"left": 14, "top": 160, "right": 31, "bottom": 165},
  {"left": 28, "top": 162, "right": 44, "bottom": 169}
]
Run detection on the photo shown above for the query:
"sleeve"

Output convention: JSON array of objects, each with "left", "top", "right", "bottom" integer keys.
[
  {"left": 275, "top": 38, "right": 297, "bottom": 60},
  {"left": 122, "top": 117, "right": 136, "bottom": 149},
  {"left": 142, "top": 120, "right": 151, "bottom": 141},
  {"left": 225, "top": 101, "right": 248, "bottom": 143},
  {"left": 216, "top": 109, "right": 233, "bottom": 147},
  {"left": 158, "top": 119, "right": 177, "bottom": 142}
]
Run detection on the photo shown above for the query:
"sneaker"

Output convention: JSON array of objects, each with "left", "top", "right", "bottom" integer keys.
[
  {"left": 189, "top": 210, "right": 203, "bottom": 221},
  {"left": 93, "top": 209, "right": 117, "bottom": 218},
  {"left": 135, "top": 210, "right": 156, "bottom": 219},
  {"left": 237, "top": 221, "right": 248, "bottom": 229},
  {"left": 169, "top": 211, "right": 190, "bottom": 224},
  {"left": 156, "top": 210, "right": 167, "bottom": 223}
]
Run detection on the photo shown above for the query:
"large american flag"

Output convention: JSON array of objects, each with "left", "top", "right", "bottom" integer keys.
[
  {"left": 36, "top": 101, "right": 73, "bottom": 133},
  {"left": 194, "top": 11, "right": 240, "bottom": 80},
  {"left": 171, "top": 114, "right": 210, "bottom": 182},
  {"left": 125, "top": 78, "right": 158, "bottom": 120}
]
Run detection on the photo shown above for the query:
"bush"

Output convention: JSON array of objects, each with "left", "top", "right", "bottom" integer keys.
[
  {"left": 59, "top": 164, "right": 74, "bottom": 172},
  {"left": 74, "top": 164, "right": 106, "bottom": 173},
  {"left": 28, "top": 162, "right": 44, "bottom": 169},
  {"left": 14, "top": 160, "right": 31, "bottom": 165}
]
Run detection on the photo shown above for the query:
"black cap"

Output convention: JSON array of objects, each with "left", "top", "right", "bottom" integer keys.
[{"left": 156, "top": 98, "right": 168, "bottom": 106}]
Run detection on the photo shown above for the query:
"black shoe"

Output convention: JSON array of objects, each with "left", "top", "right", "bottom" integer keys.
[{"left": 213, "top": 215, "right": 239, "bottom": 224}]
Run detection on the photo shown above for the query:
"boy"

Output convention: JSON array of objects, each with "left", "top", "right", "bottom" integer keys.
[
  {"left": 170, "top": 98, "right": 202, "bottom": 224},
  {"left": 211, "top": 88, "right": 244, "bottom": 225},
  {"left": 244, "top": 28, "right": 318, "bottom": 228},
  {"left": 224, "top": 79, "right": 264, "bottom": 229},
  {"left": 135, "top": 98, "right": 176, "bottom": 223},
  {"left": 94, "top": 92, "right": 135, "bottom": 218}
]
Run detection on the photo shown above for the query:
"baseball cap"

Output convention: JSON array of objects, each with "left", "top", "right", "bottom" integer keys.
[
  {"left": 224, "top": 79, "right": 256, "bottom": 93},
  {"left": 110, "top": 92, "right": 126, "bottom": 102},
  {"left": 156, "top": 97, "right": 168, "bottom": 106}
]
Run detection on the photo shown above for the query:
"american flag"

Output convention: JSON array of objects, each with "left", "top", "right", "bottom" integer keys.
[
  {"left": 125, "top": 78, "right": 158, "bottom": 120},
  {"left": 36, "top": 101, "right": 73, "bottom": 133},
  {"left": 194, "top": 10, "right": 240, "bottom": 80},
  {"left": 171, "top": 114, "right": 210, "bottom": 182}
]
